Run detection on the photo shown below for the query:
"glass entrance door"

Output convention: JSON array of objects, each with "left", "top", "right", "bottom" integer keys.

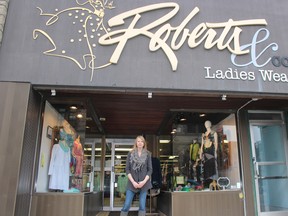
[
  {"left": 111, "top": 141, "right": 138, "bottom": 211},
  {"left": 249, "top": 117, "right": 288, "bottom": 216}
]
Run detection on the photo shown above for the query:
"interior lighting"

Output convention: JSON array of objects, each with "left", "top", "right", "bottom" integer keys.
[
  {"left": 77, "top": 113, "right": 83, "bottom": 118},
  {"left": 199, "top": 113, "right": 206, "bottom": 117},
  {"left": 148, "top": 92, "right": 152, "bottom": 99},
  {"left": 221, "top": 94, "right": 227, "bottom": 101},
  {"left": 70, "top": 105, "right": 77, "bottom": 110},
  {"left": 115, "top": 148, "right": 132, "bottom": 152},
  {"left": 159, "top": 140, "right": 170, "bottom": 144},
  {"left": 171, "top": 128, "right": 177, "bottom": 134},
  {"left": 51, "top": 89, "right": 56, "bottom": 96}
]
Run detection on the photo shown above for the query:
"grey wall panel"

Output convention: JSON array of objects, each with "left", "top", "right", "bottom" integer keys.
[
  {"left": 0, "top": 82, "right": 31, "bottom": 216},
  {"left": 0, "top": 0, "right": 288, "bottom": 95},
  {"left": 15, "top": 88, "right": 43, "bottom": 216}
]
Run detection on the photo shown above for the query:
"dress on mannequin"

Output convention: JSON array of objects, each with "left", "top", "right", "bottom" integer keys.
[
  {"left": 48, "top": 128, "right": 71, "bottom": 191},
  {"left": 200, "top": 121, "right": 218, "bottom": 185},
  {"left": 72, "top": 135, "right": 83, "bottom": 177}
]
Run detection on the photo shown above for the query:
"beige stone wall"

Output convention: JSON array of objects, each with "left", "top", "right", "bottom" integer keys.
[{"left": 0, "top": 0, "right": 9, "bottom": 45}]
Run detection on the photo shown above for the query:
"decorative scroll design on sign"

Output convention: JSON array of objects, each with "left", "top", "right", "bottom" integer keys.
[{"left": 33, "top": 0, "right": 115, "bottom": 81}]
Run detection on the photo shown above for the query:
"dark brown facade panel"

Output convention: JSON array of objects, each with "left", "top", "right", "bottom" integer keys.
[
  {"left": 15, "top": 87, "right": 43, "bottom": 216},
  {"left": 0, "top": 82, "right": 30, "bottom": 216}
]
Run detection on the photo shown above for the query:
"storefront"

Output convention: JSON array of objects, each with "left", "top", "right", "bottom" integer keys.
[{"left": 1, "top": 0, "right": 288, "bottom": 216}]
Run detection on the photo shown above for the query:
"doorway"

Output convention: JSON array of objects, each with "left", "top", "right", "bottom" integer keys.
[
  {"left": 103, "top": 139, "right": 138, "bottom": 211},
  {"left": 249, "top": 112, "right": 288, "bottom": 215}
]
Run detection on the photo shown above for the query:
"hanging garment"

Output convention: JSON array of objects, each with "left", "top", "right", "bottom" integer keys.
[
  {"left": 117, "top": 174, "right": 128, "bottom": 194},
  {"left": 190, "top": 142, "right": 200, "bottom": 161},
  {"left": 151, "top": 157, "right": 162, "bottom": 188},
  {"left": 48, "top": 143, "right": 71, "bottom": 190},
  {"left": 72, "top": 140, "right": 83, "bottom": 177}
]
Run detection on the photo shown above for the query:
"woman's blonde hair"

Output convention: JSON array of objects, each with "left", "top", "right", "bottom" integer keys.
[{"left": 132, "top": 135, "right": 147, "bottom": 151}]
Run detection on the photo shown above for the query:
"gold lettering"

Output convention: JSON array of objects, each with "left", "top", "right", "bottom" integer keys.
[
  {"left": 188, "top": 23, "right": 207, "bottom": 47},
  {"left": 170, "top": 7, "right": 200, "bottom": 50},
  {"left": 98, "top": 3, "right": 267, "bottom": 71},
  {"left": 205, "top": 19, "right": 267, "bottom": 54}
]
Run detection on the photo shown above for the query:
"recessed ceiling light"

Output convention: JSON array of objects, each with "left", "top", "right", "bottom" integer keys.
[
  {"left": 70, "top": 105, "right": 77, "bottom": 110},
  {"left": 77, "top": 113, "right": 83, "bottom": 118},
  {"left": 160, "top": 140, "right": 170, "bottom": 144}
]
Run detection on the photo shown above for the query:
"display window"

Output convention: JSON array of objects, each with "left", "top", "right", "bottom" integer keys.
[
  {"left": 36, "top": 101, "right": 241, "bottom": 194},
  {"left": 159, "top": 112, "right": 241, "bottom": 192},
  {"left": 36, "top": 101, "right": 101, "bottom": 193}
]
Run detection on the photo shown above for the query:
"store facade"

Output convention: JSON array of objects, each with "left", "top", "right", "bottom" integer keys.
[{"left": 1, "top": 0, "right": 288, "bottom": 216}]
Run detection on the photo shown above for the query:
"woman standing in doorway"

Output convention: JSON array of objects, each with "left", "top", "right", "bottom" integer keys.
[{"left": 120, "top": 136, "right": 153, "bottom": 216}]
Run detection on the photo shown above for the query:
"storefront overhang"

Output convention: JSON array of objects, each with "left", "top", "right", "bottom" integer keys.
[{"left": 34, "top": 86, "right": 288, "bottom": 137}]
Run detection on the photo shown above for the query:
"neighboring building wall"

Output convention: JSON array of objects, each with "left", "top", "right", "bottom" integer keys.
[{"left": 0, "top": 0, "right": 9, "bottom": 46}]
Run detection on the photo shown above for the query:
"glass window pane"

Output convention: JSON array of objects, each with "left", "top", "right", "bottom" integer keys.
[
  {"left": 258, "top": 178, "right": 288, "bottom": 212},
  {"left": 252, "top": 125, "right": 286, "bottom": 162},
  {"left": 159, "top": 113, "right": 240, "bottom": 192},
  {"left": 259, "top": 164, "right": 288, "bottom": 177}
]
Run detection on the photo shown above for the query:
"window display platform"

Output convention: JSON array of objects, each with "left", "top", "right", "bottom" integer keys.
[
  {"left": 157, "top": 190, "right": 244, "bottom": 216},
  {"left": 31, "top": 192, "right": 102, "bottom": 216}
]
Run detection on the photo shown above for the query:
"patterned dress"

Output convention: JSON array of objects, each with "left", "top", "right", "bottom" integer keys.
[{"left": 203, "top": 131, "right": 217, "bottom": 180}]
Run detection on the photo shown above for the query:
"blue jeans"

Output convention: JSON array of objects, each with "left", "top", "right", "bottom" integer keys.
[{"left": 121, "top": 189, "right": 147, "bottom": 212}]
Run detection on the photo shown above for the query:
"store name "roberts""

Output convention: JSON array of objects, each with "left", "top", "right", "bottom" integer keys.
[{"left": 99, "top": 2, "right": 270, "bottom": 71}]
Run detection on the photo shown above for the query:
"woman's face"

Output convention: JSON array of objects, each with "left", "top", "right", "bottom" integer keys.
[{"left": 136, "top": 138, "right": 145, "bottom": 149}]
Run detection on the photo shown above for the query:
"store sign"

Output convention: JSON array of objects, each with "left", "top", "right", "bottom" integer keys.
[
  {"left": 98, "top": 3, "right": 268, "bottom": 70},
  {"left": 33, "top": 1, "right": 281, "bottom": 82}
]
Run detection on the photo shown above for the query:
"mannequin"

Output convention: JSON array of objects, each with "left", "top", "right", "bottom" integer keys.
[
  {"left": 189, "top": 139, "right": 200, "bottom": 179},
  {"left": 48, "top": 128, "right": 71, "bottom": 191},
  {"left": 200, "top": 120, "right": 218, "bottom": 186},
  {"left": 72, "top": 135, "right": 83, "bottom": 177}
]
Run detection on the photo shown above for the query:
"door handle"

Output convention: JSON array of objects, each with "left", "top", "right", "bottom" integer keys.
[
  {"left": 257, "top": 176, "right": 288, "bottom": 180},
  {"left": 253, "top": 160, "right": 259, "bottom": 178}
]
